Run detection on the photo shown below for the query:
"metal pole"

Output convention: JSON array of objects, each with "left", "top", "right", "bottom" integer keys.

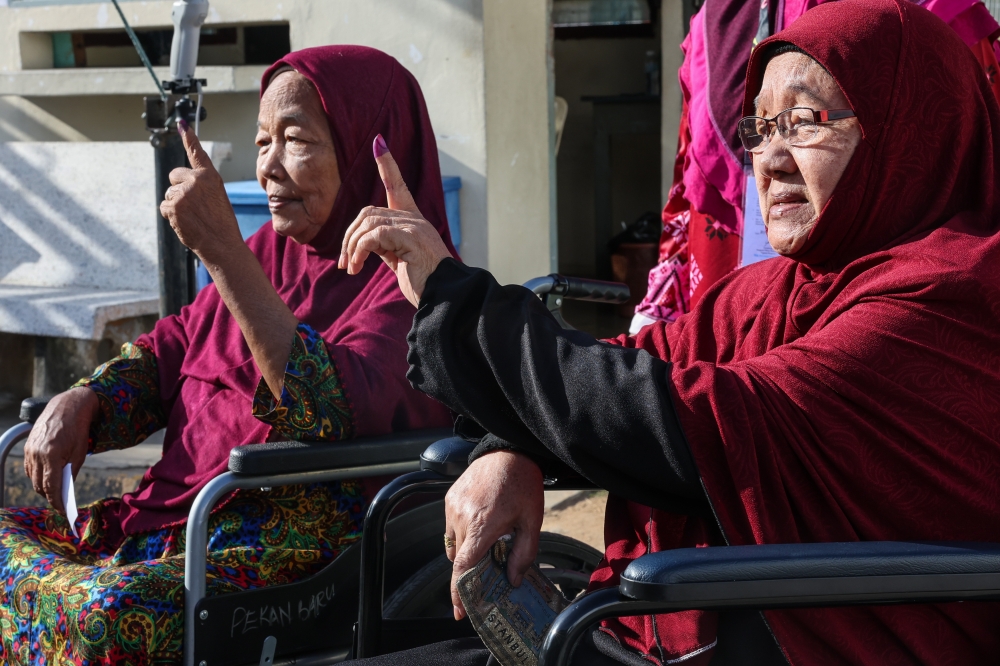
[{"left": 153, "top": 129, "right": 196, "bottom": 318}]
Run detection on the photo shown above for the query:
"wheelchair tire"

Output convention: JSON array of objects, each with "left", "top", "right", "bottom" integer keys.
[{"left": 382, "top": 531, "right": 603, "bottom": 619}]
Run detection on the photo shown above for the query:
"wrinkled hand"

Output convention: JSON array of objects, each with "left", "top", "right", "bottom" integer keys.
[
  {"left": 23, "top": 388, "right": 99, "bottom": 514},
  {"left": 339, "top": 137, "right": 453, "bottom": 307},
  {"left": 445, "top": 450, "right": 545, "bottom": 621},
  {"left": 159, "top": 121, "right": 243, "bottom": 265}
]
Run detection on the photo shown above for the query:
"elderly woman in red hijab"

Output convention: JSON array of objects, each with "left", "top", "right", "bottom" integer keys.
[
  {"left": 342, "top": 0, "right": 1000, "bottom": 662},
  {"left": 0, "top": 46, "right": 453, "bottom": 664},
  {"left": 631, "top": 0, "right": 1000, "bottom": 333}
]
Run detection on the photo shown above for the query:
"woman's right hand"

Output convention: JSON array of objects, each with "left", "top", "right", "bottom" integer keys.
[
  {"left": 339, "top": 136, "right": 454, "bottom": 308},
  {"left": 444, "top": 450, "right": 545, "bottom": 621},
  {"left": 23, "top": 388, "right": 99, "bottom": 514}
]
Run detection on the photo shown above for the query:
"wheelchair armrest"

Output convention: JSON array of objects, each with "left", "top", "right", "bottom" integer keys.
[
  {"left": 540, "top": 541, "right": 1000, "bottom": 666},
  {"left": 20, "top": 397, "right": 51, "bottom": 424},
  {"left": 419, "top": 436, "right": 477, "bottom": 477},
  {"left": 417, "top": 437, "right": 599, "bottom": 488},
  {"left": 228, "top": 428, "right": 453, "bottom": 477},
  {"left": 523, "top": 274, "right": 630, "bottom": 305},
  {"left": 621, "top": 541, "right": 1000, "bottom": 608}
]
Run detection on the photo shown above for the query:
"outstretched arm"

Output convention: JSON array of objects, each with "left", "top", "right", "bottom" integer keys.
[
  {"left": 159, "top": 121, "right": 299, "bottom": 398},
  {"left": 342, "top": 141, "right": 704, "bottom": 621}
]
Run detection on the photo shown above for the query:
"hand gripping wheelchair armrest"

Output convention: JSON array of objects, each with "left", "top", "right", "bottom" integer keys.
[{"left": 539, "top": 540, "right": 1000, "bottom": 666}]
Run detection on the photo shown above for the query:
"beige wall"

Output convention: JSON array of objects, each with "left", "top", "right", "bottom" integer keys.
[
  {"left": 482, "top": 0, "right": 557, "bottom": 284},
  {"left": 0, "top": 0, "right": 495, "bottom": 267},
  {"left": 0, "top": 1, "right": 680, "bottom": 281},
  {"left": 661, "top": 0, "right": 685, "bottom": 202}
]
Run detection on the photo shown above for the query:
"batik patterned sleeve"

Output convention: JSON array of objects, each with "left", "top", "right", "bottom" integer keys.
[
  {"left": 252, "top": 323, "right": 354, "bottom": 442},
  {"left": 72, "top": 341, "right": 167, "bottom": 454}
]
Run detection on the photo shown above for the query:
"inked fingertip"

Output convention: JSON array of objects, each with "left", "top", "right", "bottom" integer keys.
[
  {"left": 178, "top": 118, "right": 189, "bottom": 132},
  {"left": 373, "top": 133, "right": 389, "bottom": 159}
]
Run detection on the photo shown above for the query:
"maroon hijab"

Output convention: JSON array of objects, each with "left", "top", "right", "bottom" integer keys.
[
  {"left": 594, "top": 0, "right": 1000, "bottom": 662},
  {"left": 117, "top": 46, "right": 454, "bottom": 535}
]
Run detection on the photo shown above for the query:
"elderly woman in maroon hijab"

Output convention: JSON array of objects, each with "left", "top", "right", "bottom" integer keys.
[
  {"left": 0, "top": 46, "right": 453, "bottom": 664},
  {"left": 342, "top": 0, "right": 1000, "bottom": 663}
]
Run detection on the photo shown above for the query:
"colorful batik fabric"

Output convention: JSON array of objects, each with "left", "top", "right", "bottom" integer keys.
[
  {"left": 0, "top": 480, "right": 367, "bottom": 666},
  {"left": 72, "top": 342, "right": 165, "bottom": 455},
  {"left": 75, "top": 323, "right": 352, "bottom": 449},
  {"left": 252, "top": 323, "right": 354, "bottom": 441}
]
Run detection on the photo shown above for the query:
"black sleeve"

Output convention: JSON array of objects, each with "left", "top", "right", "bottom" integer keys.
[{"left": 406, "top": 258, "right": 707, "bottom": 514}]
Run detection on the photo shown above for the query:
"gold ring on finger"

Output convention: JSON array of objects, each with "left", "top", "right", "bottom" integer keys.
[{"left": 444, "top": 534, "right": 456, "bottom": 549}]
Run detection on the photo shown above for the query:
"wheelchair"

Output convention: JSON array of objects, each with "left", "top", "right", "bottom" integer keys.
[
  {"left": 349, "top": 276, "right": 1000, "bottom": 663},
  {"left": 357, "top": 437, "right": 1000, "bottom": 665},
  {"left": 0, "top": 273, "right": 629, "bottom": 666}
]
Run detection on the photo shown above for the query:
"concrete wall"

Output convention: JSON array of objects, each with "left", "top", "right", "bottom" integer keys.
[
  {"left": 483, "top": 0, "right": 556, "bottom": 284},
  {"left": 661, "top": 0, "right": 685, "bottom": 202},
  {"left": 0, "top": 0, "right": 681, "bottom": 283},
  {"left": 0, "top": 0, "right": 493, "bottom": 267}
]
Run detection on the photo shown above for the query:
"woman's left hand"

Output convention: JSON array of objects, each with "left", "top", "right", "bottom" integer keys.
[
  {"left": 339, "top": 140, "right": 453, "bottom": 307},
  {"left": 159, "top": 121, "right": 243, "bottom": 265}
]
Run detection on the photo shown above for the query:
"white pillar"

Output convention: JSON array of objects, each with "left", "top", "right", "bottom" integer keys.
[{"left": 483, "top": 0, "right": 557, "bottom": 285}]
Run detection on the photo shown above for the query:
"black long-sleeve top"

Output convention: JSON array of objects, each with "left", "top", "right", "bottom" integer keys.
[{"left": 406, "top": 259, "right": 708, "bottom": 515}]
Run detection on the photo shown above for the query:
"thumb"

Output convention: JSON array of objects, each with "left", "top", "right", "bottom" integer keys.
[
  {"left": 373, "top": 134, "right": 418, "bottom": 213},
  {"left": 178, "top": 119, "right": 214, "bottom": 171}
]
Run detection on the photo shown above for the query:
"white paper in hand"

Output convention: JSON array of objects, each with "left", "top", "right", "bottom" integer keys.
[{"left": 62, "top": 463, "right": 79, "bottom": 539}]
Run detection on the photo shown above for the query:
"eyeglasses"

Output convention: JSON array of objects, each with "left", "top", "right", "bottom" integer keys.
[{"left": 737, "top": 107, "right": 856, "bottom": 154}]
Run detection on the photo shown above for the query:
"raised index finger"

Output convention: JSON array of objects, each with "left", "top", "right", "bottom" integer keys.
[
  {"left": 178, "top": 119, "right": 214, "bottom": 171},
  {"left": 373, "top": 134, "right": 419, "bottom": 214}
]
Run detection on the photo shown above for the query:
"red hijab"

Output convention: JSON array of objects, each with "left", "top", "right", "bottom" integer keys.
[
  {"left": 595, "top": 0, "right": 1000, "bottom": 661},
  {"left": 116, "top": 46, "right": 454, "bottom": 535}
]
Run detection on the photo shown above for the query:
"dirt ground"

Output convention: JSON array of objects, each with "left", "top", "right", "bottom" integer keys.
[{"left": 541, "top": 491, "right": 608, "bottom": 552}]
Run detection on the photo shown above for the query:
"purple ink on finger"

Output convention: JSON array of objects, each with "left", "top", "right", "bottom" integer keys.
[
  {"left": 178, "top": 118, "right": 189, "bottom": 131},
  {"left": 373, "top": 133, "right": 389, "bottom": 159}
]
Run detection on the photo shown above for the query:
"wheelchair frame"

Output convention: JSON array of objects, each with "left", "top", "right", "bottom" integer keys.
[
  {"left": 354, "top": 436, "right": 602, "bottom": 660},
  {"left": 355, "top": 436, "right": 1000, "bottom": 666},
  {"left": 1, "top": 401, "right": 452, "bottom": 666}
]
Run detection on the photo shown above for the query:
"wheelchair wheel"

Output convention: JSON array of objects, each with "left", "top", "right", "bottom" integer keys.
[{"left": 383, "top": 532, "right": 602, "bottom": 619}]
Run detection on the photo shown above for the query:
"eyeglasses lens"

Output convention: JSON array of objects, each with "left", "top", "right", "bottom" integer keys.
[
  {"left": 739, "top": 108, "right": 819, "bottom": 153},
  {"left": 738, "top": 118, "right": 766, "bottom": 152}
]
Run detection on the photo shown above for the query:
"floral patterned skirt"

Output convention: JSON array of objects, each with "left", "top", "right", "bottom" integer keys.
[{"left": 0, "top": 481, "right": 366, "bottom": 666}]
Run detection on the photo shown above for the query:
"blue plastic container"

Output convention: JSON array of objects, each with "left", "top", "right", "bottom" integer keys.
[
  {"left": 196, "top": 181, "right": 270, "bottom": 291},
  {"left": 442, "top": 176, "right": 462, "bottom": 249},
  {"left": 223, "top": 178, "right": 463, "bottom": 242},
  {"left": 226, "top": 180, "right": 272, "bottom": 239},
  {"left": 197, "top": 178, "right": 462, "bottom": 290}
]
